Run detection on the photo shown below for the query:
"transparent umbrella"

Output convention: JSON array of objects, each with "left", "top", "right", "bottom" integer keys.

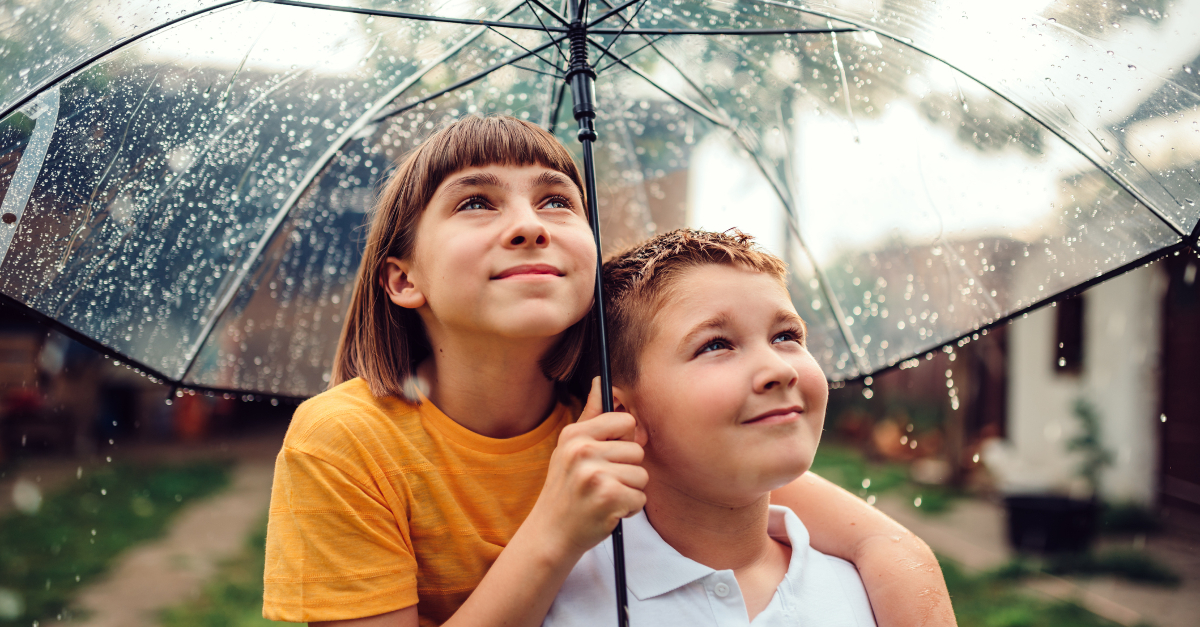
[
  {"left": 2, "top": 2, "right": 1198, "bottom": 625},
  {"left": 1, "top": 0, "right": 1197, "bottom": 399}
]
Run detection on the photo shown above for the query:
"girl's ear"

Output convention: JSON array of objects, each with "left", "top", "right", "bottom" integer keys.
[
  {"left": 381, "top": 256, "right": 426, "bottom": 309},
  {"left": 612, "top": 385, "right": 649, "bottom": 448}
]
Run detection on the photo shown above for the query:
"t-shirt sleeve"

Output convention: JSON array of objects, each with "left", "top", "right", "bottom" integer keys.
[{"left": 263, "top": 437, "right": 418, "bottom": 622}]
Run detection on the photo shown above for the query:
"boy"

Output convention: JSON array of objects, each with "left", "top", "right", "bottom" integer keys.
[{"left": 543, "top": 229, "right": 877, "bottom": 626}]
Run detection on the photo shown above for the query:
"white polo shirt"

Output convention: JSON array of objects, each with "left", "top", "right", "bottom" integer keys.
[{"left": 543, "top": 505, "right": 877, "bottom": 627}]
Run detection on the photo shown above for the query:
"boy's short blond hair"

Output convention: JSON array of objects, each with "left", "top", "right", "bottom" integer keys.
[{"left": 602, "top": 228, "right": 792, "bottom": 385}]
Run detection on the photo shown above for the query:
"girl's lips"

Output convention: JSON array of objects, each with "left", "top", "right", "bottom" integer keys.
[
  {"left": 492, "top": 264, "right": 565, "bottom": 279},
  {"left": 743, "top": 406, "right": 804, "bottom": 426}
]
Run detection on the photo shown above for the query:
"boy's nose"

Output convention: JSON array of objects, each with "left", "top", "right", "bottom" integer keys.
[{"left": 754, "top": 349, "right": 799, "bottom": 393}]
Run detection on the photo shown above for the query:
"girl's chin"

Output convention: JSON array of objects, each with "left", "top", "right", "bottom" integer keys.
[{"left": 492, "top": 315, "right": 579, "bottom": 340}]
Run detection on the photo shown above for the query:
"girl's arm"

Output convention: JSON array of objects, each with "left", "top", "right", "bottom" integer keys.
[
  {"left": 771, "top": 472, "right": 957, "bottom": 627},
  {"left": 315, "top": 380, "right": 646, "bottom": 627}
]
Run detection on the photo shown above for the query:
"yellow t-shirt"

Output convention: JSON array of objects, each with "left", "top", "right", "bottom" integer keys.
[{"left": 263, "top": 378, "right": 577, "bottom": 625}]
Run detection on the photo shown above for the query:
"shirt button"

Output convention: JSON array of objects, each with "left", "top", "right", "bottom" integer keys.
[{"left": 713, "top": 582, "right": 730, "bottom": 598}]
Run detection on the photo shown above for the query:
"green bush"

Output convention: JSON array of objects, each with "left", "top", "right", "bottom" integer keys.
[{"left": 0, "top": 462, "right": 230, "bottom": 626}]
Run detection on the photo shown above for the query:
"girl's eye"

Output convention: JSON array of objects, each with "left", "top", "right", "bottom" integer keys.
[
  {"left": 543, "top": 196, "right": 571, "bottom": 210},
  {"left": 698, "top": 338, "right": 731, "bottom": 354},
  {"left": 458, "top": 197, "right": 490, "bottom": 212}
]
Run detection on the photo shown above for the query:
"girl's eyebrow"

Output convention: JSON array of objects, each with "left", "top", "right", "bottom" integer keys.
[
  {"left": 442, "top": 172, "right": 504, "bottom": 195},
  {"left": 534, "top": 171, "right": 574, "bottom": 188}
]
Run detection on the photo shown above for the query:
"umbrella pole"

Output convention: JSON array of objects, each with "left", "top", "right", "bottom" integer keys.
[{"left": 565, "top": 2, "right": 629, "bottom": 627}]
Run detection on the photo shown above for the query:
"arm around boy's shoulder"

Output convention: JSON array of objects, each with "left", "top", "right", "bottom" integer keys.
[{"left": 263, "top": 384, "right": 422, "bottom": 623}]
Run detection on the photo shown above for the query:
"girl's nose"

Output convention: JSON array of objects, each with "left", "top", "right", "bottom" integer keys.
[
  {"left": 503, "top": 206, "right": 551, "bottom": 248},
  {"left": 754, "top": 348, "right": 799, "bottom": 393}
]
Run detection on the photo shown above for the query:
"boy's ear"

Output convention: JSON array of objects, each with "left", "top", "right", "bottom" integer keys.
[
  {"left": 381, "top": 256, "right": 426, "bottom": 309},
  {"left": 612, "top": 385, "right": 649, "bottom": 448}
]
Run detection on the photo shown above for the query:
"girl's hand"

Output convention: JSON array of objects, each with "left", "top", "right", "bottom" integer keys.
[{"left": 526, "top": 377, "right": 648, "bottom": 560}]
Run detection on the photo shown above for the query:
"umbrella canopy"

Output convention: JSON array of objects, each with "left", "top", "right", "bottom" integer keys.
[{"left": 1, "top": 0, "right": 1198, "bottom": 398}]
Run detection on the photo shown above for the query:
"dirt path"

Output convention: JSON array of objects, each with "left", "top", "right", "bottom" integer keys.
[{"left": 56, "top": 459, "right": 274, "bottom": 627}]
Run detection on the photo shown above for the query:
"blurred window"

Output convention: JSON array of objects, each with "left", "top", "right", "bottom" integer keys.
[{"left": 1054, "top": 296, "right": 1084, "bottom": 375}]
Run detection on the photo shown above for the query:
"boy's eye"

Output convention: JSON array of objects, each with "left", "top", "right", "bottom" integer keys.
[
  {"left": 698, "top": 338, "right": 731, "bottom": 354},
  {"left": 773, "top": 330, "right": 804, "bottom": 345}
]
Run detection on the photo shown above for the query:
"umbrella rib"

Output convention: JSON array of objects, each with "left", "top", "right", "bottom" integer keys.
[
  {"left": 524, "top": 0, "right": 571, "bottom": 64},
  {"left": 0, "top": 0, "right": 244, "bottom": 122},
  {"left": 259, "top": 0, "right": 569, "bottom": 32},
  {"left": 587, "top": 39, "right": 872, "bottom": 376},
  {"left": 487, "top": 26, "right": 565, "bottom": 74},
  {"left": 591, "top": 0, "right": 726, "bottom": 119},
  {"left": 587, "top": 26, "right": 862, "bottom": 35},
  {"left": 181, "top": 0, "right": 535, "bottom": 382},
  {"left": 370, "top": 34, "right": 570, "bottom": 123},
  {"left": 835, "top": 240, "right": 1186, "bottom": 384},
  {"left": 523, "top": 0, "right": 570, "bottom": 26},
  {"left": 594, "top": 35, "right": 667, "bottom": 74},
  {"left": 547, "top": 79, "right": 568, "bottom": 133},
  {"left": 741, "top": 0, "right": 1190, "bottom": 240},
  {"left": 511, "top": 63, "right": 566, "bottom": 80},
  {"left": 594, "top": 0, "right": 651, "bottom": 64}
]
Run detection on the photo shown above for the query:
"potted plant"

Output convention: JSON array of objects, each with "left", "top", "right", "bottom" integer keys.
[{"left": 1002, "top": 399, "right": 1112, "bottom": 554}]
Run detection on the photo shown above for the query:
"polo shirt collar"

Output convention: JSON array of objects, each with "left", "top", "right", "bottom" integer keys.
[
  {"left": 603, "top": 510, "right": 716, "bottom": 601},
  {"left": 603, "top": 506, "right": 811, "bottom": 603}
]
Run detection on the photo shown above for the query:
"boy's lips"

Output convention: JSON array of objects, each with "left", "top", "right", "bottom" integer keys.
[
  {"left": 492, "top": 264, "right": 565, "bottom": 279},
  {"left": 742, "top": 406, "right": 804, "bottom": 426}
]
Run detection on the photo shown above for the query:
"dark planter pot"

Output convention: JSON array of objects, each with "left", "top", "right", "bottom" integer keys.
[{"left": 1003, "top": 495, "right": 1098, "bottom": 554}]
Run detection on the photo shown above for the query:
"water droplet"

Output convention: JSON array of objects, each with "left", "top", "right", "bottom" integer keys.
[
  {"left": 18, "top": 68, "right": 29, "bottom": 78},
  {"left": 1107, "top": 50, "right": 1115, "bottom": 57},
  {"left": 1161, "top": 414, "right": 1167, "bottom": 423},
  {"left": 914, "top": 496, "right": 923, "bottom": 507},
  {"left": 1127, "top": 64, "right": 1137, "bottom": 71},
  {"left": 862, "top": 478, "right": 871, "bottom": 489},
  {"left": 866, "top": 495, "right": 876, "bottom": 506},
  {"left": 972, "top": 453, "right": 980, "bottom": 463}
]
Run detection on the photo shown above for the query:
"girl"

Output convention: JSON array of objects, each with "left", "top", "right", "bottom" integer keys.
[{"left": 263, "top": 116, "right": 954, "bottom": 627}]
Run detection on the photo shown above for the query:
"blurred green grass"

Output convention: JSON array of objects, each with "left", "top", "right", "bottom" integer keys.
[
  {"left": 810, "top": 442, "right": 959, "bottom": 514},
  {"left": 944, "top": 558, "right": 1126, "bottom": 627},
  {"left": 0, "top": 461, "right": 230, "bottom": 626}
]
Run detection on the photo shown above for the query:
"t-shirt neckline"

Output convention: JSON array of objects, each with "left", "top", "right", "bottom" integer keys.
[{"left": 415, "top": 388, "right": 573, "bottom": 454}]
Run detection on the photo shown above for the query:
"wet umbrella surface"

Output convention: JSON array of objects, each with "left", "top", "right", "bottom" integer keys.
[{"left": 0, "top": 0, "right": 1198, "bottom": 399}]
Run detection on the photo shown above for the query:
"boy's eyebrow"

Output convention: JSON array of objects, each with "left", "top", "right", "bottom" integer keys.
[
  {"left": 677, "top": 313, "right": 732, "bottom": 352},
  {"left": 441, "top": 172, "right": 505, "bottom": 195},
  {"left": 776, "top": 310, "right": 805, "bottom": 330}
]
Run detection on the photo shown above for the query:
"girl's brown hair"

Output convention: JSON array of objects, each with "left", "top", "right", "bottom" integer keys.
[{"left": 332, "top": 115, "right": 594, "bottom": 399}]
